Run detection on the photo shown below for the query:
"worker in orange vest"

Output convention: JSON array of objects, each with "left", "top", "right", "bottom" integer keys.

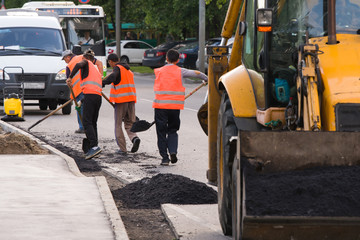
[
  {"left": 83, "top": 49, "right": 104, "bottom": 76},
  {"left": 66, "top": 54, "right": 103, "bottom": 160},
  {"left": 102, "top": 53, "right": 140, "bottom": 155},
  {"left": 62, "top": 50, "right": 85, "bottom": 134},
  {"left": 153, "top": 49, "right": 208, "bottom": 165}
]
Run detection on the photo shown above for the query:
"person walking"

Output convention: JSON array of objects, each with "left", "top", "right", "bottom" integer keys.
[
  {"left": 103, "top": 53, "right": 140, "bottom": 155},
  {"left": 66, "top": 54, "right": 103, "bottom": 160},
  {"left": 153, "top": 49, "right": 208, "bottom": 165},
  {"left": 62, "top": 50, "right": 85, "bottom": 134}
]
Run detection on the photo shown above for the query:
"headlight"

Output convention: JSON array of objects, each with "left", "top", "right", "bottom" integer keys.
[
  {"left": 0, "top": 69, "right": 10, "bottom": 80},
  {"left": 55, "top": 69, "right": 67, "bottom": 81}
]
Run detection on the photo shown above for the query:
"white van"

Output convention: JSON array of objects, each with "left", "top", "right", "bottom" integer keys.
[{"left": 0, "top": 9, "right": 71, "bottom": 114}]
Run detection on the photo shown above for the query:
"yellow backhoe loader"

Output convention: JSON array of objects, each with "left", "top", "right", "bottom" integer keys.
[{"left": 198, "top": 0, "right": 360, "bottom": 239}]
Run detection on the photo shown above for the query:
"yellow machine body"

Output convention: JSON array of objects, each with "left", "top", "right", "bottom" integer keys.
[
  {"left": 201, "top": 0, "right": 360, "bottom": 239},
  {"left": 4, "top": 97, "right": 23, "bottom": 117}
]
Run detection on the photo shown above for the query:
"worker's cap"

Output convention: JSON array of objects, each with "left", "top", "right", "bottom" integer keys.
[
  {"left": 83, "top": 49, "right": 95, "bottom": 56},
  {"left": 61, "top": 50, "right": 73, "bottom": 60}
]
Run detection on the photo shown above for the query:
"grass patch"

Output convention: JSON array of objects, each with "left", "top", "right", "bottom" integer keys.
[{"left": 129, "top": 65, "right": 154, "bottom": 74}]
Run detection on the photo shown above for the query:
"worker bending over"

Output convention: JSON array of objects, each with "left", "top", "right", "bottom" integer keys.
[
  {"left": 66, "top": 54, "right": 103, "bottom": 160},
  {"left": 103, "top": 53, "right": 140, "bottom": 155},
  {"left": 153, "top": 49, "right": 208, "bottom": 165}
]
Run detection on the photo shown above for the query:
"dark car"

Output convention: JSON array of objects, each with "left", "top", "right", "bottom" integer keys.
[
  {"left": 174, "top": 40, "right": 199, "bottom": 69},
  {"left": 142, "top": 41, "right": 181, "bottom": 68}
]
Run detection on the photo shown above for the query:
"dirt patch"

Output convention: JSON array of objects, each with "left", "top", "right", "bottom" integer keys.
[
  {"left": 245, "top": 164, "right": 360, "bottom": 217},
  {"left": 0, "top": 128, "right": 49, "bottom": 154},
  {"left": 113, "top": 173, "right": 218, "bottom": 209}
]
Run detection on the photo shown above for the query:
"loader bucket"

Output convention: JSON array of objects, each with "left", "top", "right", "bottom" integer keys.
[
  {"left": 239, "top": 131, "right": 360, "bottom": 173},
  {"left": 235, "top": 131, "right": 360, "bottom": 240}
]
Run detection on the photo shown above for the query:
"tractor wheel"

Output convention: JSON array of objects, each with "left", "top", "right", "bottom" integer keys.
[
  {"left": 217, "top": 92, "right": 237, "bottom": 235},
  {"left": 232, "top": 156, "right": 244, "bottom": 240}
]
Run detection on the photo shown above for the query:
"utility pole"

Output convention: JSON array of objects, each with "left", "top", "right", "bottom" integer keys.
[
  {"left": 199, "top": 0, "right": 206, "bottom": 73},
  {"left": 115, "top": 0, "right": 121, "bottom": 57}
]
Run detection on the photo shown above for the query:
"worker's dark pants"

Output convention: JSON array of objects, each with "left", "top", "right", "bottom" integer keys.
[
  {"left": 83, "top": 94, "right": 102, "bottom": 149},
  {"left": 154, "top": 108, "right": 180, "bottom": 160}
]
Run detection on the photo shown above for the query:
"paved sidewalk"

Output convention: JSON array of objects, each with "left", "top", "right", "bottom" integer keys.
[{"left": 0, "top": 121, "right": 128, "bottom": 240}]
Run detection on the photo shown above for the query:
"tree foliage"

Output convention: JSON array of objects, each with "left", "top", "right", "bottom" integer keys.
[{"left": 5, "top": 0, "right": 230, "bottom": 41}]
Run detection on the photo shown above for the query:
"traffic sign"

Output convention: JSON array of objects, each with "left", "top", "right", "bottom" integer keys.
[{"left": 79, "top": 0, "right": 90, "bottom": 4}]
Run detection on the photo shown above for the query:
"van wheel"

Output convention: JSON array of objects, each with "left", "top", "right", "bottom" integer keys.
[
  {"left": 62, "top": 102, "right": 72, "bottom": 115},
  {"left": 217, "top": 92, "right": 237, "bottom": 235},
  {"left": 39, "top": 99, "right": 48, "bottom": 110},
  {"left": 48, "top": 100, "right": 57, "bottom": 110}
]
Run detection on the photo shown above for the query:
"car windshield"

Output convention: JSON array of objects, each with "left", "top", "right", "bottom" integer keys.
[{"left": 0, "top": 27, "right": 65, "bottom": 55}]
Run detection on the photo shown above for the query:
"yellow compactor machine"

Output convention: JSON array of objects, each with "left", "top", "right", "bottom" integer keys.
[{"left": 198, "top": 0, "right": 360, "bottom": 239}]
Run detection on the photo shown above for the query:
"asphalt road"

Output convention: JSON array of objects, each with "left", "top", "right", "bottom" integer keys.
[{"left": 7, "top": 72, "right": 211, "bottom": 184}]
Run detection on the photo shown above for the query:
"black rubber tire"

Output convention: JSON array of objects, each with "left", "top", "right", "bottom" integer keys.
[
  {"left": 62, "top": 102, "right": 72, "bottom": 115},
  {"left": 120, "top": 56, "right": 129, "bottom": 64},
  {"left": 48, "top": 100, "right": 58, "bottom": 110},
  {"left": 217, "top": 92, "right": 237, "bottom": 236},
  {"left": 232, "top": 157, "right": 243, "bottom": 240},
  {"left": 39, "top": 99, "right": 48, "bottom": 110}
]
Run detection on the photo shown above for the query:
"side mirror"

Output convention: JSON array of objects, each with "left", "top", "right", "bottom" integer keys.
[
  {"left": 256, "top": 8, "right": 273, "bottom": 32},
  {"left": 238, "top": 21, "right": 247, "bottom": 36}
]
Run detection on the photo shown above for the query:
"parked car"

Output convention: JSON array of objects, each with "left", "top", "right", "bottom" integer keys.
[
  {"left": 142, "top": 41, "right": 181, "bottom": 69},
  {"left": 174, "top": 40, "right": 199, "bottom": 69},
  {"left": 106, "top": 40, "right": 153, "bottom": 64},
  {"left": 196, "top": 37, "right": 234, "bottom": 72}
]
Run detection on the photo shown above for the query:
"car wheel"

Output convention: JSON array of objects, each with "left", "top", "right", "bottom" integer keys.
[
  {"left": 48, "top": 100, "right": 58, "bottom": 110},
  {"left": 120, "top": 56, "right": 129, "bottom": 64}
]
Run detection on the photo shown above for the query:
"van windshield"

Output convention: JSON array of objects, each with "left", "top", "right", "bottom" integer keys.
[{"left": 0, "top": 27, "right": 65, "bottom": 55}]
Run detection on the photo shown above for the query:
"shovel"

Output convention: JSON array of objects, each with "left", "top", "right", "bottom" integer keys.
[
  {"left": 131, "top": 81, "right": 207, "bottom": 133},
  {"left": 28, "top": 99, "right": 73, "bottom": 131}
]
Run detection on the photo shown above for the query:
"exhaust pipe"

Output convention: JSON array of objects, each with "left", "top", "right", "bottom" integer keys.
[{"left": 328, "top": 0, "right": 337, "bottom": 44}]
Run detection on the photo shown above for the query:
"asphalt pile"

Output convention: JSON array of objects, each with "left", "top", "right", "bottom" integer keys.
[
  {"left": 113, "top": 173, "right": 218, "bottom": 209},
  {"left": 245, "top": 164, "right": 360, "bottom": 216}
]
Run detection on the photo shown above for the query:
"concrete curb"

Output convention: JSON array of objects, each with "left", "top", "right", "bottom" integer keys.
[{"left": 0, "top": 120, "right": 129, "bottom": 240}]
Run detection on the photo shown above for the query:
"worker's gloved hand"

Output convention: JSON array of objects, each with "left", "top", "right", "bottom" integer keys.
[{"left": 75, "top": 106, "right": 81, "bottom": 111}]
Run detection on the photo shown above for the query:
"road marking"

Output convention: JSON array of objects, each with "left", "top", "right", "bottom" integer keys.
[{"left": 140, "top": 98, "right": 198, "bottom": 112}]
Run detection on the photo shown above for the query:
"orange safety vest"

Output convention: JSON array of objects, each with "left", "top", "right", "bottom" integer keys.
[
  {"left": 67, "top": 55, "right": 83, "bottom": 99},
  {"left": 109, "top": 64, "right": 137, "bottom": 103},
  {"left": 152, "top": 64, "right": 185, "bottom": 110},
  {"left": 80, "top": 60, "right": 102, "bottom": 96}
]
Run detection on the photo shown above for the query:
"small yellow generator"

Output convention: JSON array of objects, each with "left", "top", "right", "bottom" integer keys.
[
  {"left": 2, "top": 93, "right": 24, "bottom": 121},
  {"left": 1, "top": 66, "right": 25, "bottom": 122}
]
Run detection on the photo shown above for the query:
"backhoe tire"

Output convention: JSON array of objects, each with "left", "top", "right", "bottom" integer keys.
[
  {"left": 217, "top": 92, "right": 237, "bottom": 236},
  {"left": 232, "top": 157, "right": 243, "bottom": 240}
]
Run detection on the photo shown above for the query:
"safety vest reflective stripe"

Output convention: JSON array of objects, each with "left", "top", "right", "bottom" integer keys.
[
  {"left": 152, "top": 64, "right": 184, "bottom": 110},
  {"left": 110, "top": 92, "right": 137, "bottom": 98},
  {"left": 153, "top": 99, "right": 184, "bottom": 105},
  {"left": 111, "top": 83, "right": 136, "bottom": 90},
  {"left": 80, "top": 81, "right": 102, "bottom": 88},
  {"left": 154, "top": 91, "right": 185, "bottom": 95},
  {"left": 109, "top": 64, "right": 137, "bottom": 103},
  {"left": 81, "top": 60, "right": 102, "bottom": 96}
]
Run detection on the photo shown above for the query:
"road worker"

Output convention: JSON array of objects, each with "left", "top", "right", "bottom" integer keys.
[
  {"left": 66, "top": 54, "right": 103, "bottom": 160},
  {"left": 102, "top": 53, "right": 140, "bottom": 155}
]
